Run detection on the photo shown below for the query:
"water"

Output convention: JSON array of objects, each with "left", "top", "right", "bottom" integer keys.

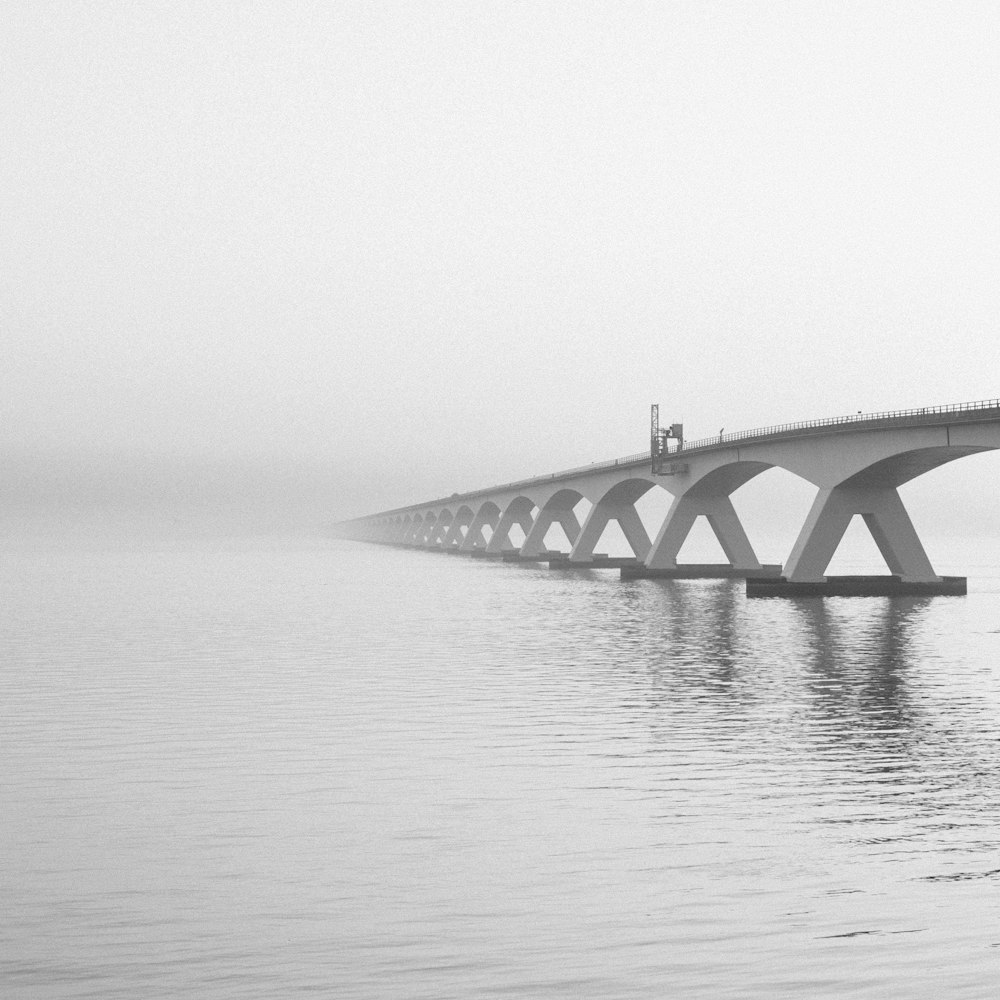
[{"left": 3, "top": 534, "right": 1000, "bottom": 998}]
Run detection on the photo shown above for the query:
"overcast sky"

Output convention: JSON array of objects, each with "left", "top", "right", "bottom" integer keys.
[{"left": 3, "top": 2, "right": 999, "bottom": 527}]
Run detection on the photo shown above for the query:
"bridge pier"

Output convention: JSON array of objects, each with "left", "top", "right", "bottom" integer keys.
[
  {"left": 443, "top": 508, "right": 472, "bottom": 549},
  {"left": 569, "top": 502, "right": 651, "bottom": 562},
  {"left": 414, "top": 513, "right": 438, "bottom": 546},
  {"left": 487, "top": 499, "right": 536, "bottom": 554},
  {"left": 426, "top": 511, "right": 452, "bottom": 548},
  {"left": 460, "top": 504, "right": 499, "bottom": 552},
  {"left": 784, "top": 483, "right": 938, "bottom": 583},
  {"left": 645, "top": 492, "right": 763, "bottom": 572},
  {"left": 748, "top": 482, "right": 965, "bottom": 597},
  {"left": 520, "top": 506, "right": 580, "bottom": 557}
]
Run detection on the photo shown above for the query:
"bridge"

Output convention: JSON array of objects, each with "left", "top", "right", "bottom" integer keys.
[{"left": 334, "top": 398, "right": 1000, "bottom": 596}]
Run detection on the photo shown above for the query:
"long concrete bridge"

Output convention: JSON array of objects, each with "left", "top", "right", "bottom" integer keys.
[{"left": 334, "top": 399, "right": 1000, "bottom": 596}]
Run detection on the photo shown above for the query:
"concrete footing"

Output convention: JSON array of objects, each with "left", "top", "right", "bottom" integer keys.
[
  {"left": 502, "top": 550, "right": 565, "bottom": 562},
  {"left": 470, "top": 549, "right": 516, "bottom": 560},
  {"left": 621, "top": 563, "right": 783, "bottom": 580},
  {"left": 746, "top": 574, "right": 967, "bottom": 598},
  {"left": 548, "top": 555, "right": 641, "bottom": 570}
]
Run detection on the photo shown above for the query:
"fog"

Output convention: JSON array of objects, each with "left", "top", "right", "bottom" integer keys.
[{"left": 3, "top": 3, "right": 999, "bottom": 535}]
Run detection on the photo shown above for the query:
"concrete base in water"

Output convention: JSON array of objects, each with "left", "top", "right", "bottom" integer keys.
[
  {"left": 746, "top": 575, "right": 968, "bottom": 598},
  {"left": 549, "top": 555, "right": 641, "bottom": 570},
  {"left": 621, "top": 563, "right": 783, "bottom": 581},
  {"left": 502, "top": 550, "right": 565, "bottom": 562},
  {"left": 470, "top": 549, "right": 517, "bottom": 560}
]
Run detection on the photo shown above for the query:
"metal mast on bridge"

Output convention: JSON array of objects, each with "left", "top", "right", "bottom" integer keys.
[{"left": 650, "top": 404, "right": 684, "bottom": 475}]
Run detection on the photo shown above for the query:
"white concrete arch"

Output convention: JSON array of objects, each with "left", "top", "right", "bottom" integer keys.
[
  {"left": 487, "top": 496, "right": 537, "bottom": 554},
  {"left": 427, "top": 509, "right": 454, "bottom": 548},
  {"left": 520, "top": 488, "right": 585, "bottom": 556},
  {"left": 647, "top": 430, "right": 1000, "bottom": 578},
  {"left": 570, "top": 477, "right": 660, "bottom": 562},
  {"left": 443, "top": 505, "right": 475, "bottom": 548},
  {"left": 780, "top": 439, "right": 1000, "bottom": 583},
  {"left": 412, "top": 511, "right": 437, "bottom": 546},
  {"left": 400, "top": 513, "right": 423, "bottom": 545},
  {"left": 841, "top": 443, "right": 999, "bottom": 490},
  {"left": 461, "top": 500, "right": 501, "bottom": 552},
  {"left": 420, "top": 510, "right": 445, "bottom": 546},
  {"left": 737, "top": 424, "right": 998, "bottom": 489},
  {"left": 646, "top": 460, "right": 772, "bottom": 570}
]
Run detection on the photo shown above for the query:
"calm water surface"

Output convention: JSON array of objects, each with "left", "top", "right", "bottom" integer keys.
[{"left": 3, "top": 535, "right": 1000, "bottom": 998}]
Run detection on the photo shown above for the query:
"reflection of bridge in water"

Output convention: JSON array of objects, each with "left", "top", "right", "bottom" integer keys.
[{"left": 335, "top": 399, "right": 1000, "bottom": 596}]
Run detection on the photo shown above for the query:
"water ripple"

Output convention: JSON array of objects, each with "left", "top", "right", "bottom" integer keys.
[{"left": 3, "top": 540, "right": 1000, "bottom": 998}]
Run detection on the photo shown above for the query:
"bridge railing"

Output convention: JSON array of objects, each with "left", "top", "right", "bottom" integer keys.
[
  {"left": 342, "top": 397, "right": 1000, "bottom": 521},
  {"left": 677, "top": 397, "right": 1000, "bottom": 454},
  {"left": 516, "top": 398, "right": 1000, "bottom": 482}
]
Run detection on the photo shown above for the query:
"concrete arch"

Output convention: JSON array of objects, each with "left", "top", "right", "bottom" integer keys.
[
  {"left": 487, "top": 496, "right": 537, "bottom": 554},
  {"left": 427, "top": 508, "right": 454, "bottom": 547},
  {"left": 461, "top": 500, "right": 501, "bottom": 552},
  {"left": 401, "top": 513, "right": 423, "bottom": 545},
  {"left": 681, "top": 461, "right": 774, "bottom": 497},
  {"left": 739, "top": 423, "right": 999, "bottom": 489},
  {"left": 672, "top": 442, "right": 1000, "bottom": 581},
  {"left": 472, "top": 500, "right": 501, "bottom": 521},
  {"left": 841, "top": 444, "right": 999, "bottom": 490},
  {"left": 644, "top": 460, "right": 775, "bottom": 571},
  {"left": 520, "top": 488, "right": 586, "bottom": 556},
  {"left": 594, "top": 476, "right": 660, "bottom": 506},
  {"left": 570, "top": 477, "right": 659, "bottom": 561},
  {"left": 442, "top": 505, "right": 475, "bottom": 549},
  {"left": 540, "top": 487, "right": 585, "bottom": 510},
  {"left": 414, "top": 511, "right": 439, "bottom": 546},
  {"left": 782, "top": 443, "right": 1000, "bottom": 583}
]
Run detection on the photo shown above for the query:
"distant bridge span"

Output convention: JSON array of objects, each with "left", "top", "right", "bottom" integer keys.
[{"left": 335, "top": 399, "right": 1000, "bottom": 595}]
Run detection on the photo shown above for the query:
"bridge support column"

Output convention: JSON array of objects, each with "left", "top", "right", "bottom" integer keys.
[
  {"left": 427, "top": 516, "right": 452, "bottom": 548},
  {"left": 443, "top": 510, "right": 472, "bottom": 548},
  {"left": 570, "top": 503, "right": 651, "bottom": 561},
  {"left": 520, "top": 508, "right": 581, "bottom": 556},
  {"left": 460, "top": 506, "right": 499, "bottom": 552},
  {"left": 783, "top": 484, "right": 940, "bottom": 583},
  {"left": 646, "top": 493, "right": 762, "bottom": 570},
  {"left": 415, "top": 515, "right": 438, "bottom": 546},
  {"left": 487, "top": 502, "right": 536, "bottom": 554}
]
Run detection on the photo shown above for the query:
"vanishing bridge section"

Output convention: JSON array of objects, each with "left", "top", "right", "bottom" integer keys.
[{"left": 335, "top": 399, "right": 1000, "bottom": 596}]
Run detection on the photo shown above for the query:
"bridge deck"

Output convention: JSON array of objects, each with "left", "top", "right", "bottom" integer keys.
[{"left": 358, "top": 398, "right": 1000, "bottom": 521}]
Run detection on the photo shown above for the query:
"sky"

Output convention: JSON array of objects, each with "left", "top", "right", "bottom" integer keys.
[{"left": 3, "top": 1, "right": 999, "bottom": 534}]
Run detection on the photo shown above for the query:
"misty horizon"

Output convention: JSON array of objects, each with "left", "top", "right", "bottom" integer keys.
[{"left": 4, "top": 3, "right": 1000, "bottom": 542}]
